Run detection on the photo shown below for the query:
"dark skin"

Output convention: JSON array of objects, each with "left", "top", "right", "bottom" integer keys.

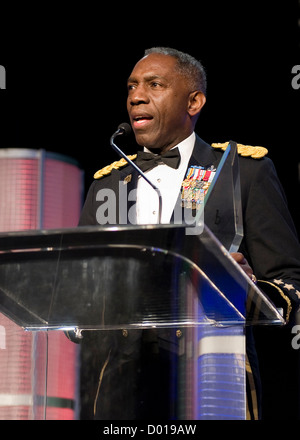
[
  {"left": 127, "top": 53, "right": 205, "bottom": 154},
  {"left": 127, "top": 52, "right": 254, "bottom": 279}
]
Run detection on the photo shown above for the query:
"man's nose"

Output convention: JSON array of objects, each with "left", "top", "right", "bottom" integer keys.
[{"left": 129, "top": 85, "right": 150, "bottom": 106}]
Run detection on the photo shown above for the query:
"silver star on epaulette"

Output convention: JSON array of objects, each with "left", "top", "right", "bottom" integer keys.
[
  {"left": 273, "top": 279, "right": 284, "bottom": 285},
  {"left": 283, "top": 283, "right": 295, "bottom": 291}
]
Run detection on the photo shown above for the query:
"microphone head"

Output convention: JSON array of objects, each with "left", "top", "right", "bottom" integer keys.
[{"left": 118, "top": 122, "right": 132, "bottom": 136}]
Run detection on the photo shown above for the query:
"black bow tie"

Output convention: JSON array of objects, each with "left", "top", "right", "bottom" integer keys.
[{"left": 135, "top": 147, "right": 181, "bottom": 172}]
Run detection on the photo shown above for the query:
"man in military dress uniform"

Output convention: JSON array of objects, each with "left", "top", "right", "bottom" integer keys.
[{"left": 77, "top": 48, "right": 300, "bottom": 420}]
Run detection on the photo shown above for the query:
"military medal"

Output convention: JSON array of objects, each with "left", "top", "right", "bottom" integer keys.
[
  {"left": 181, "top": 166, "right": 216, "bottom": 210},
  {"left": 123, "top": 174, "right": 132, "bottom": 184}
]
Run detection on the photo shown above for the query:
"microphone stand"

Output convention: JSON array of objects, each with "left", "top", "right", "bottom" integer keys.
[{"left": 110, "top": 128, "right": 162, "bottom": 224}]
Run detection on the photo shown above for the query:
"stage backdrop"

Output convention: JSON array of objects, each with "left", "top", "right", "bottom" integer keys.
[{"left": 0, "top": 149, "right": 83, "bottom": 419}]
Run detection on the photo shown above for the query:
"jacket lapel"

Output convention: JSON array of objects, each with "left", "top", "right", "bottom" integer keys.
[
  {"left": 188, "top": 134, "right": 220, "bottom": 169},
  {"left": 172, "top": 135, "right": 220, "bottom": 223},
  {"left": 117, "top": 166, "right": 139, "bottom": 224}
]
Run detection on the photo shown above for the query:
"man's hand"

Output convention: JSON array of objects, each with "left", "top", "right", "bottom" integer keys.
[{"left": 231, "top": 252, "right": 256, "bottom": 283}]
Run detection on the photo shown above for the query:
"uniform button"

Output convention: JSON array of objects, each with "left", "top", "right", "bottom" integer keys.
[
  {"left": 152, "top": 211, "right": 156, "bottom": 215},
  {"left": 176, "top": 329, "right": 183, "bottom": 338},
  {"left": 157, "top": 178, "right": 161, "bottom": 183}
]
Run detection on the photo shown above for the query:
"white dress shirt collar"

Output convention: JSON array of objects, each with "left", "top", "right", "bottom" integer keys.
[
  {"left": 137, "top": 132, "right": 196, "bottom": 224},
  {"left": 143, "top": 131, "right": 195, "bottom": 168}
]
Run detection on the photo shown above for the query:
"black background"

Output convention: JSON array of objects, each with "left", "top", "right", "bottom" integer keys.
[
  {"left": 1, "top": 1, "right": 300, "bottom": 420},
  {"left": 0, "top": 2, "right": 299, "bottom": 228}
]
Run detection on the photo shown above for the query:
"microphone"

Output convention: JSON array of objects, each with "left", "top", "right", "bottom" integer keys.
[
  {"left": 110, "top": 123, "right": 162, "bottom": 224},
  {"left": 116, "top": 122, "right": 132, "bottom": 137}
]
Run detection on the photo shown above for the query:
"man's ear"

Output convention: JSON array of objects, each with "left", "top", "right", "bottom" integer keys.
[{"left": 188, "top": 91, "right": 206, "bottom": 117}]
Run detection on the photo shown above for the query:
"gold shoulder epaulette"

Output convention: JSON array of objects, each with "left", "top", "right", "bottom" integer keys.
[
  {"left": 94, "top": 154, "right": 137, "bottom": 179},
  {"left": 211, "top": 142, "right": 268, "bottom": 159}
]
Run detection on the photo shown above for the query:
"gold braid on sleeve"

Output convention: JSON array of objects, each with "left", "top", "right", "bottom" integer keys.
[{"left": 258, "top": 280, "right": 292, "bottom": 323}]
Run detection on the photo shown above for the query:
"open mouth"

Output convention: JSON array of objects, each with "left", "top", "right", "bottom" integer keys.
[{"left": 132, "top": 115, "right": 153, "bottom": 128}]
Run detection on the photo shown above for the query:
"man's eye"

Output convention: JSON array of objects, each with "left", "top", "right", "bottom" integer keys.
[{"left": 127, "top": 84, "right": 136, "bottom": 91}]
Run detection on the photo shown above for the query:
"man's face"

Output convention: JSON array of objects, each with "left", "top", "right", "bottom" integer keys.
[{"left": 127, "top": 53, "right": 200, "bottom": 152}]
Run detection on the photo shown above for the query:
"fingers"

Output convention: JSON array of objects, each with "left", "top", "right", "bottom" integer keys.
[
  {"left": 230, "top": 252, "right": 255, "bottom": 281},
  {"left": 231, "top": 252, "right": 247, "bottom": 265}
]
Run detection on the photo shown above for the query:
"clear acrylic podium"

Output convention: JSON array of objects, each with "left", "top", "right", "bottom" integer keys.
[{"left": 0, "top": 142, "right": 284, "bottom": 420}]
